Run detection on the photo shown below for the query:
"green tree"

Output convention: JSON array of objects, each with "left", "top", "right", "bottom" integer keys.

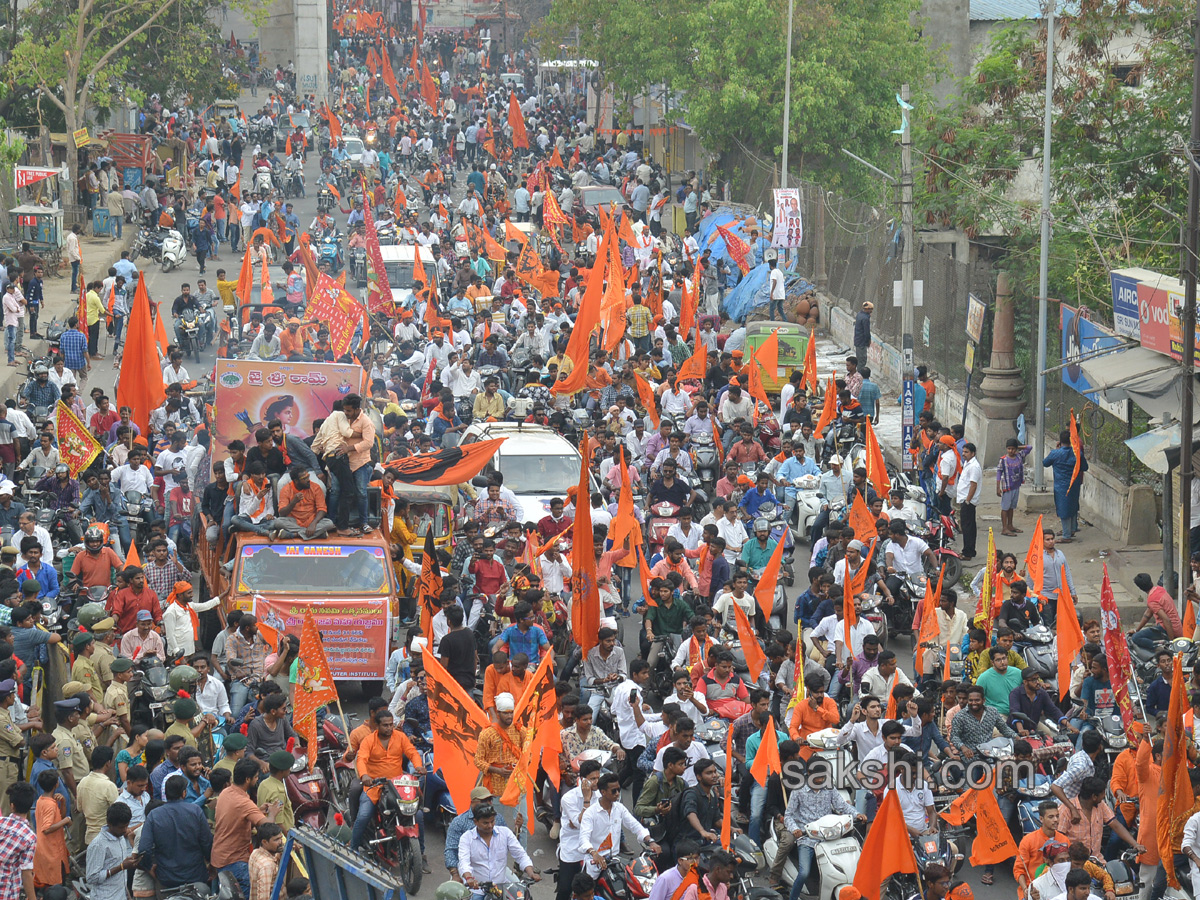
[{"left": 916, "top": 0, "right": 1190, "bottom": 316}]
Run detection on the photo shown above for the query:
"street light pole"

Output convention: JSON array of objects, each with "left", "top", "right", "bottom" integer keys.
[
  {"left": 780, "top": 0, "right": 794, "bottom": 189},
  {"left": 1179, "top": 0, "right": 1200, "bottom": 609},
  {"left": 1034, "top": 0, "right": 1055, "bottom": 490},
  {"left": 900, "top": 83, "right": 915, "bottom": 466}
]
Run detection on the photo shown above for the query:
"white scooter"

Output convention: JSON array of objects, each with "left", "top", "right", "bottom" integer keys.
[
  {"left": 788, "top": 473, "right": 823, "bottom": 542},
  {"left": 160, "top": 228, "right": 186, "bottom": 273},
  {"left": 761, "top": 813, "right": 861, "bottom": 900}
]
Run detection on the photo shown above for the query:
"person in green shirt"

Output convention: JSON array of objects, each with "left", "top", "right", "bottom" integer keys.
[
  {"left": 165, "top": 698, "right": 204, "bottom": 749},
  {"left": 634, "top": 745, "right": 688, "bottom": 821},
  {"left": 257, "top": 750, "right": 295, "bottom": 833},
  {"left": 739, "top": 519, "right": 777, "bottom": 578},
  {"left": 644, "top": 578, "right": 693, "bottom": 669},
  {"left": 974, "top": 647, "right": 1023, "bottom": 715},
  {"left": 213, "top": 732, "right": 247, "bottom": 777}
]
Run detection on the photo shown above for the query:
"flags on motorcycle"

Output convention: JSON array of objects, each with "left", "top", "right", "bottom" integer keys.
[
  {"left": 1056, "top": 566, "right": 1084, "bottom": 701},
  {"left": 54, "top": 401, "right": 101, "bottom": 478},
  {"left": 1023, "top": 515, "right": 1044, "bottom": 597},
  {"left": 570, "top": 432, "right": 603, "bottom": 657},
  {"left": 418, "top": 529, "right": 442, "bottom": 642},
  {"left": 508, "top": 92, "right": 529, "bottom": 149},
  {"left": 1069, "top": 407, "right": 1083, "bottom": 488},
  {"left": 752, "top": 534, "right": 786, "bottom": 620},
  {"left": 383, "top": 437, "right": 507, "bottom": 486},
  {"left": 733, "top": 601, "right": 766, "bottom": 683},
  {"left": 116, "top": 276, "right": 166, "bottom": 438},
  {"left": 863, "top": 417, "right": 891, "bottom": 498},
  {"left": 1100, "top": 564, "right": 1137, "bottom": 732},
  {"left": 720, "top": 724, "right": 734, "bottom": 850},
  {"left": 799, "top": 325, "right": 819, "bottom": 393},
  {"left": 423, "top": 651, "right": 494, "bottom": 815},
  {"left": 852, "top": 790, "right": 919, "bottom": 900},
  {"left": 748, "top": 715, "right": 782, "bottom": 787},
  {"left": 1159, "top": 653, "right": 1194, "bottom": 887},
  {"left": 812, "top": 373, "right": 838, "bottom": 440},
  {"left": 293, "top": 610, "right": 339, "bottom": 772},
  {"left": 848, "top": 490, "right": 876, "bottom": 543}
]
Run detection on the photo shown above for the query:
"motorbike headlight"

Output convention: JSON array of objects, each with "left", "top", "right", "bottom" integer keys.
[{"left": 290, "top": 755, "right": 306, "bottom": 773}]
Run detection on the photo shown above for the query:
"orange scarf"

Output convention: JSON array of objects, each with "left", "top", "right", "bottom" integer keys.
[{"left": 167, "top": 582, "right": 198, "bottom": 639}]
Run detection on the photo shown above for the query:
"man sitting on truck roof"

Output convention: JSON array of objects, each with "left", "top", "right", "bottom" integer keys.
[{"left": 272, "top": 468, "right": 334, "bottom": 541}]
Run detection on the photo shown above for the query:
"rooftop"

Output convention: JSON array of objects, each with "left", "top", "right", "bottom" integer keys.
[{"left": 969, "top": 0, "right": 1045, "bottom": 21}]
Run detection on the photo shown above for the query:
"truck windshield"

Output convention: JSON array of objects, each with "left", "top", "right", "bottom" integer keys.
[{"left": 236, "top": 544, "right": 390, "bottom": 594}]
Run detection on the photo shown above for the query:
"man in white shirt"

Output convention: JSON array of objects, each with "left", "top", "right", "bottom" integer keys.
[
  {"left": 652, "top": 719, "right": 710, "bottom": 786},
  {"left": 956, "top": 442, "right": 982, "bottom": 560},
  {"left": 457, "top": 806, "right": 538, "bottom": 889},
  {"left": 767, "top": 256, "right": 786, "bottom": 321},
  {"left": 885, "top": 750, "right": 936, "bottom": 835},
  {"left": 154, "top": 431, "right": 190, "bottom": 493},
  {"left": 558, "top": 760, "right": 601, "bottom": 887},
  {"left": 444, "top": 357, "right": 482, "bottom": 401},
  {"left": 811, "top": 599, "right": 875, "bottom": 666},
  {"left": 111, "top": 447, "right": 155, "bottom": 498},
  {"left": 859, "top": 650, "right": 916, "bottom": 703},
  {"left": 666, "top": 509, "right": 702, "bottom": 552},
  {"left": 578, "top": 772, "right": 659, "bottom": 876}
]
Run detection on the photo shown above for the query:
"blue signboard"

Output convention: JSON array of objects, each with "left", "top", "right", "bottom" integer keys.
[
  {"left": 1109, "top": 270, "right": 1141, "bottom": 339},
  {"left": 1061, "top": 304, "right": 1128, "bottom": 417}
]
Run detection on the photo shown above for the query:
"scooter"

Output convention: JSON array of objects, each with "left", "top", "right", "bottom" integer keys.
[
  {"left": 762, "top": 814, "right": 861, "bottom": 900},
  {"left": 646, "top": 500, "right": 681, "bottom": 557},
  {"left": 921, "top": 513, "right": 962, "bottom": 584},
  {"left": 286, "top": 742, "right": 331, "bottom": 829},
  {"left": 1014, "top": 624, "right": 1057, "bottom": 691},
  {"left": 691, "top": 433, "right": 720, "bottom": 496},
  {"left": 159, "top": 228, "right": 186, "bottom": 273},
  {"left": 789, "top": 474, "right": 824, "bottom": 544}
]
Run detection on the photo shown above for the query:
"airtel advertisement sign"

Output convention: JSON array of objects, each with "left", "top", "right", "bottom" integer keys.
[{"left": 1135, "top": 271, "right": 1194, "bottom": 364}]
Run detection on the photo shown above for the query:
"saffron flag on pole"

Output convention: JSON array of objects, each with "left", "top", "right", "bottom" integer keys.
[
  {"left": 799, "top": 326, "right": 818, "bottom": 392},
  {"left": 753, "top": 535, "right": 787, "bottom": 619},
  {"left": 116, "top": 276, "right": 166, "bottom": 437},
  {"left": 508, "top": 93, "right": 529, "bottom": 149},
  {"left": 716, "top": 223, "right": 753, "bottom": 274},
  {"left": 418, "top": 529, "right": 443, "bottom": 642},
  {"left": 54, "top": 401, "right": 102, "bottom": 477},
  {"left": 863, "top": 417, "right": 891, "bottom": 498},
  {"left": 1024, "top": 516, "right": 1044, "bottom": 597},
  {"left": 748, "top": 716, "right": 782, "bottom": 787},
  {"left": 423, "top": 651, "right": 494, "bottom": 814},
  {"left": 1099, "top": 563, "right": 1137, "bottom": 731},
  {"left": 1056, "top": 567, "right": 1084, "bottom": 701},
  {"left": 632, "top": 372, "right": 660, "bottom": 429},
  {"left": 293, "top": 610, "right": 339, "bottom": 771},
  {"left": 848, "top": 490, "right": 876, "bottom": 543},
  {"left": 361, "top": 178, "right": 395, "bottom": 313},
  {"left": 1069, "top": 408, "right": 1083, "bottom": 488},
  {"left": 1158, "top": 653, "right": 1194, "bottom": 887},
  {"left": 813, "top": 373, "right": 838, "bottom": 440},
  {"left": 975, "top": 528, "right": 997, "bottom": 636},
  {"left": 383, "top": 438, "right": 508, "bottom": 485},
  {"left": 733, "top": 601, "right": 766, "bottom": 682},
  {"left": 754, "top": 328, "right": 780, "bottom": 377},
  {"left": 570, "top": 433, "right": 602, "bottom": 656},
  {"left": 852, "top": 790, "right": 919, "bottom": 900},
  {"left": 720, "top": 724, "right": 734, "bottom": 849},
  {"left": 552, "top": 223, "right": 611, "bottom": 396}
]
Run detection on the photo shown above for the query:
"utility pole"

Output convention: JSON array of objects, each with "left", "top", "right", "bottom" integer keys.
[
  {"left": 900, "top": 83, "right": 915, "bottom": 468},
  {"left": 780, "top": 0, "right": 795, "bottom": 189},
  {"left": 1034, "top": 1, "right": 1055, "bottom": 490},
  {"left": 1180, "top": 0, "right": 1200, "bottom": 610}
]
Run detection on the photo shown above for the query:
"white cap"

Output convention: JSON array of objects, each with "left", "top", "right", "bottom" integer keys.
[
  {"left": 829, "top": 454, "right": 843, "bottom": 465},
  {"left": 495, "top": 692, "right": 515, "bottom": 712}
]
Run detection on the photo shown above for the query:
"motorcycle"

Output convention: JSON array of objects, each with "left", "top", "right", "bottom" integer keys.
[
  {"left": 920, "top": 514, "right": 962, "bottom": 584},
  {"left": 594, "top": 854, "right": 658, "bottom": 900},
  {"left": 762, "top": 814, "right": 862, "bottom": 900},
  {"left": 129, "top": 657, "right": 174, "bottom": 730},
  {"left": 365, "top": 772, "right": 424, "bottom": 893},
  {"left": 858, "top": 593, "right": 889, "bottom": 648},
  {"left": 349, "top": 246, "right": 368, "bottom": 287},
  {"left": 691, "top": 433, "right": 720, "bottom": 497},
  {"left": 176, "top": 309, "right": 203, "bottom": 363},
  {"left": 1014, "top": 625, "right": 1057, "bottom": 691},
  {"left": 646, "top": 500, "right": 681, "bottom": 557},
  {"left": 286, "top": 744, "right": 331, "bottom": 829}
]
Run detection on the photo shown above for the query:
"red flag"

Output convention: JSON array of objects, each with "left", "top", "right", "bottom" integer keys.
[
  {"left": 1100, "top": 563, "right": 1137, "bottom": 731},
  {"left": 853, "top": 790, "right": 919, "bottom": 900},
  {"left": 570, "top": 434, "right": 602, "bottom": 656},
  {"left": 733, "top": 601, "right": 766, "bottom": 682},
  {"left": 55, "top": 401, "right": 101, "bottom": 477},
  {"left": 361, "top": 178, "right": 395, "bottom": 313},
  {"left": 1024, "top": 515, "right": 1044, "bottom": 597},
  {"left": 508, "top": 93, "right": 528, "bottom": 149},
  {"left": 716, "top": 223, "right": 753, "bottom": 274},
  {"left": 1159, "top": 654, "right": 1194, "bottom": 887},
  {"left": 748, "top": 716, "right": 782, "bottom": 787},
  {"left": 720, "top": 724, "right": 734, "bottom": 849},
  {"left": 116, "top": 277, "right": 166, "bottom": 437}
]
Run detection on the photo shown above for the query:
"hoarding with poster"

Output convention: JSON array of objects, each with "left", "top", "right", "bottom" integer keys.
[
  {"left": 1061, "top": 304, "right": 1129, "bottom": 418},
  {"left": 771, "top": 188, "right": 803, "bottom": 249},
  {"left": 212, "top": 359, "right": 361, "bottom": 460},
  {"left": 236, "top": 542, "right": 392, "bottom": 679},
  {"left": 1135, "top": 271, "right": 1196, "bottom": 365}
]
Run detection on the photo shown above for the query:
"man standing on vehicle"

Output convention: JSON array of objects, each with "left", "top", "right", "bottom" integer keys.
[
  {"left": 351, "top": 710, "right": 424, "bottom": 850},
  {"left": 311, "top": 394, "right": 376, "bottom": 537}
]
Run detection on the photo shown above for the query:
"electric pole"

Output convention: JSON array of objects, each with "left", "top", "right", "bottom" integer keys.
[
  {"left": 1034, "top": 1, "right": 1055, "bottom": 491},
  {"left": 1179, "top": 0, "right": 1200, "bottom": 610},
  {"left": 780, "top": 0, "right": 794, "bottom": 189}
]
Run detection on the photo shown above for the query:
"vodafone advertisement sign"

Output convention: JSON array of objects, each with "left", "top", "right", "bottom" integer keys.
[{"left": 1135, "top": 271, "right": 1193, "bottom": 363}]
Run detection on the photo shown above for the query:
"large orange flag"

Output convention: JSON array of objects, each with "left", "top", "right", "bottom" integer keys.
[
  {"left": 799, "top": 326, "right": 818, "bottom": 392},
  {"left": 502, "top": 650, "right": 557, "bottom": 820},
  {"left": 678, "top": 277, "right": 697, "bottom": 341},
  {"left": 733, "top": 601, "right": 766, "bottom": 682},
  {"left": 970, "top": 786, "right": 1019, "bottom": 865},
  {"left": 914, "top": 564, "right": 945, "bottom": 673},
  {"left": 424, "top": 651, "right": 494, "bottom": 814},
  {"left": 1159, "top": 653, "right": 1194, "bottom": 887},
  {"left": 1024, "top": 516, "right": 1044, "bottom": 597},
  {"left": 552, "top": 223, "right": 610, "bottom": 396},
  {"left": 1069, "top": 409, "right": 1083, "bottom": 488},
  {"left": 848, "top": 490, "right": 876, "bottom": 542},
  {"left": 632, "top": 372, "right": 660, "bottom": 429},
  {"left": 675, "top": 336, "right": 709, "bottom": 384},
  {"left": 754, "top": 329, "right": 780, "bottom": 378},
  {"left": 813, "top": 373, "right": 838, "bottom": 439},
  {"left": 853, "top": 790, "right": 919, "bottom": 900},
  {"left": 116, "top": 277, "right": 166, "bottom": 437},
  {"left": 293, "top": 610, "right": 339, "bottom": 771},
  {"left": 753, "top": 536, "right": 787, "bottom": 619},
  {"left": 508, "top": 93, "right": 528, "bottom": 148},
  {"left": 235, "top": 245, "right": 254, "bottom": 305},
  {"left": 570, "top": 434, "right": 602, "bottom": 656},
  {"left": 1056, "top": 567, "right": 1084, "bottom": 700},
  {"left": 548, "top": 145, "right": 565, "bottom": 169},
  {"left": 720, "top": 724, "right": 734, "bottom": 849},
  {"left": 864, "top": 417, "right": 891, "bottom": 497},
  {"left": 76, "top": 279, "right": 88, "bottom": 337},
  {"left": 749, "top": 716, "right": 782, "bottom": 787}
]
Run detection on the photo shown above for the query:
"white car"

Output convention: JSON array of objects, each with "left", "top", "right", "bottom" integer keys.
[
  {"left": 343, "top": 136, "right": 366, "bottom": 168},
  {"left": 459, "top": 422, "right": 598, "bottom": 523},
  {"left": 378, "top": 244, "right": 438, "bottom": 308}
]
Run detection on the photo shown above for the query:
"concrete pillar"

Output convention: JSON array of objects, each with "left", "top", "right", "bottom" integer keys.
[
  {"left": 293, "top": 0, "right": 329, "bottom": 101},
  {"left": 919, "top": 0, "right": 970, "bottom": 104},
  {"left": 976, "top": 270, "right": 1027, "bottom": 461}
]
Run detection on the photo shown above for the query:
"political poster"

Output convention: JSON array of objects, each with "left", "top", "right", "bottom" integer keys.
[
  {"left": 211, "top": 359, "right": 361, "bottom": 459},
  {"left": 251, "top": 589, "right": 391, "bottom": 679},
  {"left": 771, "top": 188, "right": 803, "bottom": 248}
]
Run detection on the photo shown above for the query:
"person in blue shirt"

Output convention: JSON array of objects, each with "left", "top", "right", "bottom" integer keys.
[
  {"left": 171, "top": 746, "right": 212, "bottom": 805},
  {"left": 738, "top": 473, "right": 778, "bottom": 521},
  {"left": 776, "top": 443, "right": 821, "bottom": 521},
  {"left": 138, "top": 765, "right": 213, "bottom": 890},
  {"left": 795, "top": 569, "right": 833, "bottom": 628},
  {"left": 15, "top": 537, "right": 57, "bottom": 598},
  {"left": 495, "top": 599, "right": 549, "bottom": 665},
  {"left": 1042, "top": 427, "right": 1088, "bottom": 540},
  {"left": 1144, "top": 648, "right": 1173, "bottom": 717},
  {"left": 30, "top": 732, "right": 72, "bottom": 815}
]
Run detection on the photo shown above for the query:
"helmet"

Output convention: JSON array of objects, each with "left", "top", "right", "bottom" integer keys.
[
  {"left": 32, "top": 363, "right": 48, "bottom": 376},
  {"left": 84, "top": 525, "right": 105, "bottom": 545},
  {"left": 435, "top": 883, "right": 471, "bottom": 900},
  {"left": 76, "top": 602, "right": 108, "bottom": 629},
  {"left": 168, "top": 665, "right": 199, "bottom": 693}
]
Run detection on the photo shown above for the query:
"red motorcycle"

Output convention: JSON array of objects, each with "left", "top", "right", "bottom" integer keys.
[
  {"left": 646, "top": 500, "right": 681, "bottom": 556},
  {"left": 364, "top": 772, "right": 424, "bottom": 893},
  {"left": 314, "top": 714, "right": 357, "bottom": 816},
  {"left": 921, "top": 512, "right": 962, "bottom": 584},
  {"left": 284, "top": 739, "right": 332, "bottom": 829}
]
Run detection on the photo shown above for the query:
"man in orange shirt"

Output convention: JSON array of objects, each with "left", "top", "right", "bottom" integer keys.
[
  {"left": 342, "top": 696, "right": 389, "bottom": 763},
  {"left": 274, "top": 468, "right": 334, "bottom": 539},
  {"left": 351, "top": 709, "right": 424, "bottom": 850},
  {"left": 788, "top": 672, "right": 839, "bottom": 758},
  {"left": 279, "top": 318, "right": 308, "bottom": 360},
  {"left": 482, "top": 650, "right": 531, "bottom": 721},
  {"left": 1013, "top": 801, "right": 1067, "bottom": 896}
]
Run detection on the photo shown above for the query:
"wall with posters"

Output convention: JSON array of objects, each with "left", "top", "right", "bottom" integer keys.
[{"left": 212, "top": 359, "right": 362, "bottom": 459}]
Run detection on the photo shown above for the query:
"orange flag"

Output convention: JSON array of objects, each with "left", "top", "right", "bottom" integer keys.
[
  {"left": 678, "top": 278, "right": 697, "bottom": 341},
  {"left": 54, "top": 401, "right": 101, "bottom": 478},
  {"left": 799, "top": 326, "right": 819, "bottom": 392},
  {"left": 116, "top": 277, "right": 167, "bottom": 437},
  {"left": 749, "top": 716, "right": 782, "bottom": 787},
  {"left": 1056, "top": 566, "right": 1084, "bottom": 700},
  {"left": 125, "top": 540, "right": 141, "bottom": 569},
  {"left": 754, "top": 329, "right": 780, "bottom": 378},
  {"left": 939, "top": 788, "right": 980, "bottom": 826},
  {"left": 293, "top": 610, "right": 339, "bottom": 771},
  {"left": 418, "top": 529, "right": 443, "bottom": 641},
  {"left": 720, "top": 724, "right": 734, "bottom": 849},
  {"left": 674, "top": 335, "right": 709, "bottom": 385},
  {"left": 256, "top": 619, "right": 280, "bottom": 653},
  {"left": 852, "top": 790, "right": 919, "bottom": 900},
  {"left": 813, "top": 373, "right": 838, "bottom": 439},
  {"left": 636, "top": 542, "right": 656, "bottom": 608},
  {"left": 669, "top": 871, "right": 699, "bottom": 900},
  {"left": 1024, "top": 515, "right": 1044, "bottom": 597},
  {"left": 842, "top": 579, "right": 858, "bottom": 661},
  {"left": 504, "top": 219, "right": 528, "bottom": 245},
  {"left": 845, "top": 538, "right": 877, "bottom": 615},
  {"left": 848, "top": 490, "right": 876, "bottom": 542},
  {"left": 632, "top": 372, "right": 660, "bottom": 428},
  {"left": 235, "top": 245, "right": 254, "bottom": 305},
  {"left": 76, "top": 280, "right": 88, "bottom": 336},
  {"left": 1069, "top": 408, "right": 1083, "bottom": 488},
  {"left": 423, "top": 651, "right": 494, "bottom": 814},
  {"left": 552, "top": 224, "right": 611, "bottom": 396},
  {"left": 712, "top": 417, "right": 724, "bottom": 460},
  {"left": 570, "top": 434, "right": 602, "bottom": 656},
  {"left": 914, "top": 564, "right": 946, "bottom": 673},
  {"left": 548, "top": 145, "right": 565, "bottom": 169},
  {"left": 970, "top": 787, "right": 1019, "bottom": 865},
  {"left": 607, "top": 455, "right": 639, "bottom": 551},
  {"left": 733, "top": 601, "right": 766, "bottom": 682},
  {"left": 1186, "top": 596, "right": 1197, "bottom": 638},
  {"left": 1159, "top": 653, "right": 1194, "bottom": 887},
  {"left": 508, "top": 92, "right": 528, "bottom": 148},
  {"left": 863, "top": 417, "right": 891, "bottom": 497},
  {"left": 753, "top": 535, "right": 787, "bottom": 620}
]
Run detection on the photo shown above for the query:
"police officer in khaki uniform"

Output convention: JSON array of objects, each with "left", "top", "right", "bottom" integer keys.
[
  {"left": 51, "top": 697, "right": 88, "bottom": 850},
  {"left": 103, "top": 657, "right": 133, "bottom": 734},
  {"left": 0, "top": 680, "right": 23, "bottom": 812},
  {"left": 90, "top": 618, "right": 118, "bottom": 690},
  {"left": 71, "top": 632, "right": 104, "bottom": 704}
]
